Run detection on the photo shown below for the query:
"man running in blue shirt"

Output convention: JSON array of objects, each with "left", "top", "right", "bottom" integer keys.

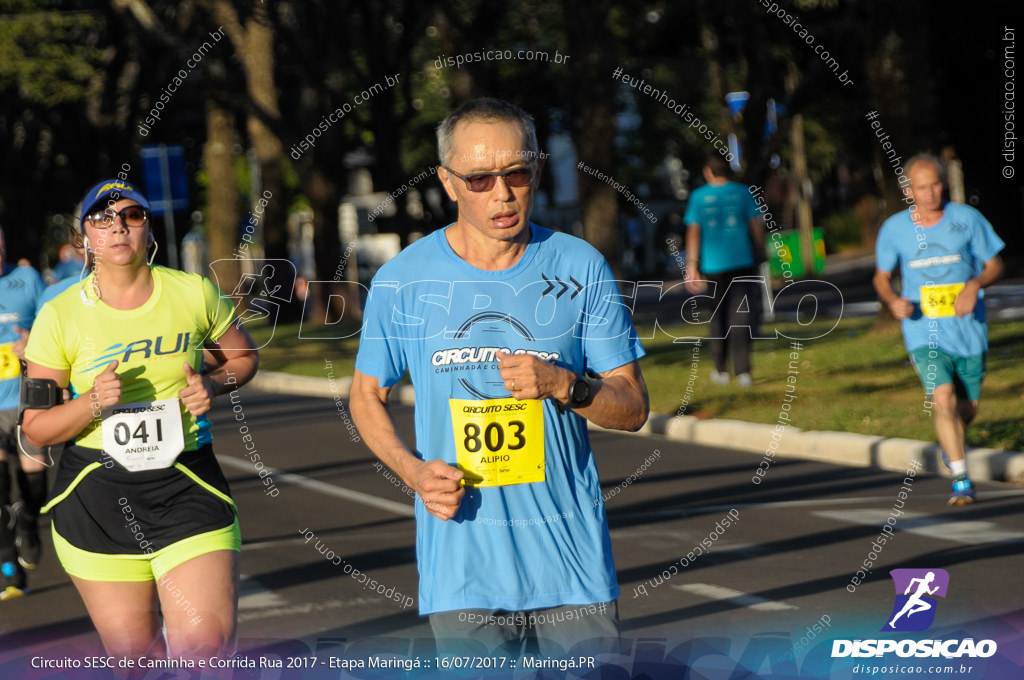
[
  {"left": 684, "top": 157, "right": 765, "bottom": 387},
  {"left": 351, "top": 98, "right": 649, "bottom": 658},
  {"left": 873, "top": 154, "right": 1004, "bottom": 505}
]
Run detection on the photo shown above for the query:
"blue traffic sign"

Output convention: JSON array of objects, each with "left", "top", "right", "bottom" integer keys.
[{"left": 141, "top": 144, "right": 189, "bottom": 214}]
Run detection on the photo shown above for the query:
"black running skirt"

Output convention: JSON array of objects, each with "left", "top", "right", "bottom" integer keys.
[{"left": 44, "top": 443, "right": 236, "bottom": 555}]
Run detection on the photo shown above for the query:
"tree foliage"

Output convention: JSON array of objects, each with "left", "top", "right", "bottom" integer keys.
[{"left": 0, "top": 0, "right": 1018, "bottom": 280}]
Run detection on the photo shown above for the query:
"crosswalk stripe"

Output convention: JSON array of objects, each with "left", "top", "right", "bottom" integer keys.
[
  {"left": 238, "top": 575, "right": 287, "bottom": 610},
  {"left": 673, "top": 583, "right": 799, "bottom": 611},
  {"left": 813, "top": 509, "right": 1024, "bottom": 545}
]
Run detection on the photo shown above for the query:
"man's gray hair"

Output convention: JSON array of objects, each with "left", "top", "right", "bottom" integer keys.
[
  {"left": 904, "top": 153, "right": 947, "bottom": 182},
  {"left": 437, "top": 98, "right": 539, "bottom": 167}
]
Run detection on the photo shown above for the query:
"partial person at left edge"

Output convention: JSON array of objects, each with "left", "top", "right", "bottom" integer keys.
[
  {"left": 21, "top": 179, "right": 259, "bottom": 661},
  {"left": 0, "top": 226, "right": 47, "bottom": 600}
]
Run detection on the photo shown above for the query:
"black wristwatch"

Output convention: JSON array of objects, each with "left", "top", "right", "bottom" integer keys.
[{"left": 568, "top": 375, "right": 591, "bottom": 408}]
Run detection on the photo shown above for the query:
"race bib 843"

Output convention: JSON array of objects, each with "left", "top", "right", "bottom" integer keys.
[{"left": 920, "top": 282, "right": 966, "bottom": 319}]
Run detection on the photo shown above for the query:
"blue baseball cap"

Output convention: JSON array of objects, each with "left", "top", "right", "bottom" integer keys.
[{"left": 78, "top": 179, "right": 151, "bottom": 231}]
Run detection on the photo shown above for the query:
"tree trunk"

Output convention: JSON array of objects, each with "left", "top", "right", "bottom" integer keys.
[
  {"left": 864, "top": 32, "right": 912, "bottom": 250},
  {"left": 307, "top": 168, "right": 361, "bottom": 325},
  {"left": 564, "top": 0, "right": 619, "bottom": 273},
  {"left": 242, "top": 6, "right": 287, "bottom": 260},
  {"left": 204, "top": 98, "right": 241, "bottom": 293},
  {"left": 213, "top": 1, "right": 287, "bottom": 260},
  {"left": 864, "top": 32, "right": 913, "bottom": 326}
]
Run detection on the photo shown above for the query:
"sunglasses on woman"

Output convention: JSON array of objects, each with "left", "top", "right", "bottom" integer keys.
[
  {"left": 443, "top": 165, "right": 534, "bottom": 192},
  {"left": 84, "top": 205, "right": 150, "bottom": 229}
]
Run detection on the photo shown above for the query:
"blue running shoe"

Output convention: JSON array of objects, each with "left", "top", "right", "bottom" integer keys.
[{"left": 948, "top": 475, "right": 975, "bottom": 506}]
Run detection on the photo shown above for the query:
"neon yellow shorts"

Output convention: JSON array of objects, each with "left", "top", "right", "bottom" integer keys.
[{"left": 52, "top": 519, "right": 241, "bottom": 582}]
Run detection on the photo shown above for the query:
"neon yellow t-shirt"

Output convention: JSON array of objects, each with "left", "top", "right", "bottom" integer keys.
[{"left": 26, "top": 266, "right": 237, "bottom": 450}]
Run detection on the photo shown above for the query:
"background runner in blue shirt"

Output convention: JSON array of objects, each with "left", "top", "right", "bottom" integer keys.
[
  {"left": 874, "top": 154, "right": 1004, "bottom": 506},
  {"left": 0, "top": 226, "right": 47, "bottom": 599},
  {"left": 351, "top": 98, "right": 649, "bottom": 659},
  {"left": 684, "top": 157, "right": 765, "bottom": 387}
]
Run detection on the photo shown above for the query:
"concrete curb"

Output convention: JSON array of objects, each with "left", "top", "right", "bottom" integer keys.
[{"left": 249, "top": 371, "right": 1024, "bottom": 486}]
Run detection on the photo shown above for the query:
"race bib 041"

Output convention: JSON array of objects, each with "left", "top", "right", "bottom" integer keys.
[
  {"left": 450, "top": 397, "right": 545, "bottom": 488},
  {"left": 102, "top": 398, "right": 185, "bottom": 472},
  {"left": 920, "top": 282, "right": 966, "bottom": 319}
]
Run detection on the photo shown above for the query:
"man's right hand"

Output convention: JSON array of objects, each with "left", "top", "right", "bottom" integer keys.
[
  {"left": 887, "top": 297, "right": 914, "bottom": 320},
  {"left": 408, "top": 458, "right": 465, "bottom": 521},
  {"left": 90, "top": 360, "right": 122, "bottom": 409}
]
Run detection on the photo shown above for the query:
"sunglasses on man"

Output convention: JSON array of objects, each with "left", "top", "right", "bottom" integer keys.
[
  {"left": 443, "top": 165, "right": 534, "bottom": 192},
  {"left": 83, "top": 205, "right": 150, "bottom": 229}
]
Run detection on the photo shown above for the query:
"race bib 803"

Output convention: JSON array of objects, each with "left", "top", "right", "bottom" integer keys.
[
  {"left": 449, "top": 397, "right": 545, "bottom": 487},
  {"left": 0, "top": 343, "right": 19, "bottom": 381}
]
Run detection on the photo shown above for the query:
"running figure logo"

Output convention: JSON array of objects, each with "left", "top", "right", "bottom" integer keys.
[
  {"left": 206, "top": 258, "right": 296, "bottom": 350},
  {"left": 882, "top": 568, "right": 950, "bottom": 632}
]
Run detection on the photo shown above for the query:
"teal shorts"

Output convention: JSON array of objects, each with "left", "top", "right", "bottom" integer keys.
[{"left": 908, "top": 347, "right": 986, "bottom": 401}]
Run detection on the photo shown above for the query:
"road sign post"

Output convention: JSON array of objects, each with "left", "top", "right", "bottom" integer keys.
[{"left": 141, "top": 144, "right": 189, "bottom": 270}]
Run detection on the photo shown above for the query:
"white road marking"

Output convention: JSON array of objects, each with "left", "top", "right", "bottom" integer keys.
[
  {"left": 673, "top": 583, "right": 798, "bottom": 611},
  {"left": 814, "top": 509, "right": 1024, "bottom": 545},
  {"left": 618, "top": 496, "right": 893, "bottom": 520},
  {"left": 240, "top": 530, "right": 414, "bottom": 552},
  {"left": 239, "top": 536, "right": 310, "bottom": 551},
  {"left": 615, "top": 490, "right": 1024, "bottom": 521},
  {"left": 217, "top": 455, "right": 415, "bottom": 517},
  {"left": 236, "top": 595, "right": 413, "bottom": 623},
  {"left": 238, "top": 574, "right": 287, "bottom": 610}
]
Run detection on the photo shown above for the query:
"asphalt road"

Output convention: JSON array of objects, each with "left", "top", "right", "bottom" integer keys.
[{"left": 2, "top": 388, "right": 1024, "bottom": 679}]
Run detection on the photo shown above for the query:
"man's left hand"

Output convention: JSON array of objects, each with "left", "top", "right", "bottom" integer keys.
[
  {"left": 954, "top": 282, "right": 980, "bottom": 317},
  {"left": 497, "top": 352, "right": 572, "bottom": 403}
]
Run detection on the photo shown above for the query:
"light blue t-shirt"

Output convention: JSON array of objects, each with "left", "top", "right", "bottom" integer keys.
[
  {"left": 876, "top": 203, "right": 1005, "bottom": 356},
  {"left": 683, "top": 181, "right": 761, "bottom": 274},
  {"left": 0, "top": 264, "right": 46, "bottom": 410},
  {"left": 355, "top": 224, "right": 646, "bottom": 615}
]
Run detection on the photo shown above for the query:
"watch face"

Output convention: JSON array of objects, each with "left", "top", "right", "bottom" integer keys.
[{"left": 571, "top": 377, "right": 589, "bottom": 404}]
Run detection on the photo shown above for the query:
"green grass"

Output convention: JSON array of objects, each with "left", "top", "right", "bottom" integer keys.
[
  {"left": 250, "top": 320, "right": 361, "bottom": 379},
  {"left": 252, "top": 316, "right": 1024, "bottom": 451},
  {"left": 642, "top": 316, "right": 1024, "bottom": 451}
]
